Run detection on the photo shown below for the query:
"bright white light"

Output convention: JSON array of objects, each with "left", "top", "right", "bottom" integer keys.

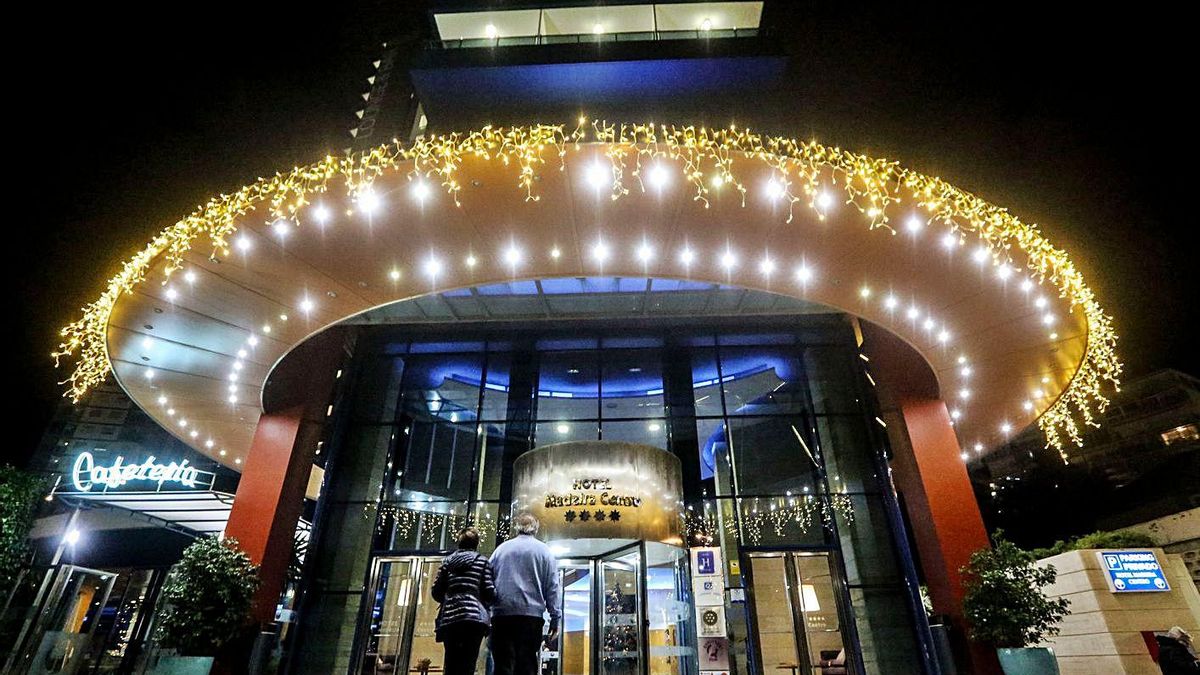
[
  {"left": 1034, "top": 296, "right": 1048, "bottom": 309},
  {"left": 424, "top": 256, "right": 443, "bottom": 278},
  {"left": 720, "top": 249, "right": 737, "bottom": 271},
  {"left": 905, "top": 215, "right": 923, "bottom": 234},
  {"left": 484, "top": 23, "right": 497, "bottom": 38},
  {"left": 273, "top": 219, "right": 291, "bottom": 237},
  {"left": 795, "top": 264, "right": 813, "bottom": 283},
  {"left": 411, "top": 180, "right": 431, "bottom": 203},
  {"left": 959, "top": 388, "right": 971, "bottom": 399},
  {"left": 938, "top": 329, "right": 950, "bottom": 343},
  {"left": 358, "top": 189, "right": 382, "bottom": 214},
  {"left": 184, "top": 270, "right": 197, "bottom": 284},
  {"left": 997, "top": 264, "right": 1013, "bottom": 280},
  {"left": 313, "top": 204, "right": 331, "bottom": 223},
  {"left": 556, "top": 423, "right": 569, "bottom": 434},
  {"left": 1000, "top": 422, "right": 1013, "bottom": 434},
  {"left": 906, "top": 306, "right": 920, "bottom": 320},
  {"left": 679, "top": 247, "right": 696, "bottom": 266},
  {"left": 973, "top": 247, "right": 989, "bottom": 263},
  {"left": 884, "top": 295, "right": 898, "bottom": 310},
  {"left": 592, "top": 240, "right": 610, "bottom": 263},
  {"left": 647, "top": 164, "right": 670, "bottom": 190},
  {"left": 247, "top": 335, "right": 258, "bottom": 346},
  {"left": 143, "top": 368, "right": 154, "bottom": 379},
  {"left": 974, "top": 443, "right": 984, "bottom": 452},
  {"left": 262, "top": 324, "right": 271, "bottom": 333},
  {"left": 1023, "top": 400, "right": 1033, "bottom": 411},
  {"left": 941, "top": 233, "right": 957, "bottom": 250},
  {"left": 157, "top": 395, "right": 167, "bottom": 405},
  {"left": 189, "top": 429, "right": 199, "bottom": 438},
  {"left": 648, "top": 422, "right": 661, "bottom": 432},
  {"left": 228, "top": 372, "right": 238, "bottom": 382},
  {"left": 1042, "top": 313, "right": 1056, "bottom": 326},
  {"left": 961, "top": 366, "right": 972, "bottom": 377},
  {"left": 228, "top": 394, "right": 238, "bottom": 404},
  {"left": 765, "top": 179, "right": 785, "bottom": 201},
  {"left": 502, "top": 245, "right": 521, "bottom": 268},
  {"left": 205, "top": 439, "right": 214, "bottom": 448},
  {"left": 960, "top": 452, "right": 969, "bottom": 461},
  {"left": 232, "top": 361, "right": 243, "bottom": 371},
  {"left": 165, "top": 287, "right": 178, "bottom": 301},
  {"left": 1049, "top": 331, "right": 1057, "bottom": 340},
  {"left": 237, "top": 349, "right": 247, "bottom": 359},
  {"left": 299, "top": 297, "right": 314, "bottom": 313},
  {"left": 142, "top": 336, "right": 153, "bottom": 349},
  {"left": 816, "top": 191, "right": 835, "bottom": 210},
  {"left": 236, "top": 236, "right": 252, "bottom": 252},
  {"left": 957, "top": 355, "right": 967, "bottom": 365},
  {"left": 922, "top": 317, "right": 934, "bottom": 331},
  {"left": 235, "top": 458, "right": 242, "bottom": 465},
  {"left": 950, "top": 409, "right": 962, "bottom": 420},
  {"left": 710, "top": 174, "right": 725, "bottom": 188},
  {"left": 700, "top": 17, "right": 713, "bottom": 31},
  {"left": 550, "top": 247, "right": 562, "bottom": 259},
  {"left": 1021, "top": 279, "right": 1034, "bottom": 292},
  {"left": 859, "top": 286, "right": 871, "bottom": 299},
  {"left": 465, "top": 254, "right": 478, "bottom": 268},
  {"left": 592, "top": 22, "right": 604, "bottom": 34},
  {"left": 63, "top": 529, "right": 81, "bottom": 546},
  {"left": 167, "top": 408, "right": 175, "bottom": 416},
  {"left": 759, "top": 257, "right": 776, "bottom": 276},
  {"left": 586, "top": 163, "right": 609, "bottom": 190},
  {"left": 636, "top": 242, "right": 654, "bottom": 264}
]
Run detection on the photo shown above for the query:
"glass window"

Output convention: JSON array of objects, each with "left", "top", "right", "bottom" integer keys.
[
  {"left": 848, "top": 588, "right": 921, "bottom": 675},
  {"left": 535, "top": 420, "right": 599, "bottom": 446},
  {"left": 353, "top": 357, "right": 405, "bottom": 422},
  {"left": 728, "top": 416, "right": 820, "bottom": 496},
  {"left": 538, "top": 351, "right": 599, "bottom": 420},
  {"left": 834, "top": 494, "right": 904, "bottom": 587},
  {"left": 804, "top": 347, "right": 863, "bottom": 414},
  {"left": 600, "top": 349, "right": 664, "bottom": 419},
  {"left": 690, "top": 349, "right": 724, "bottom": 417},
  {"left": 398, "top": 420, "right": 477, "bottom": 501},
  {"left": 479, "top": 352, "right": 512, "bottom": 421},
  {"left": 720, "top": 347, "right": 808, "bottom": 416},
  {"left": 600, "top": 418, "right": 668, "bottom": 449},
  {"left": 327, "top": 425, "right": 393, "bottom": 503},
  {"left": 814, "top": 416, "right": 881, "bottom": 495},
  {"left": 398, "top": 355, "right": 484, "bottom": 422}
]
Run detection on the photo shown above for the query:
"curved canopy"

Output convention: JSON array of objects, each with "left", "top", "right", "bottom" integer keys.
[{"left": 55, "top": 122, "right": 1120, "bottom": 468}]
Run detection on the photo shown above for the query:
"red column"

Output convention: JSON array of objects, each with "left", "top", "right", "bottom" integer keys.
[
  {"left": 224, "top": 406, "right": 314, "bottom": 623},
  {"left": 891, "top": 398, "right": 1000, "bottom": 674}
]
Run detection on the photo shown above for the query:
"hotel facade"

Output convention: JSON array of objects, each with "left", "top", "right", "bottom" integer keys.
[{"left": 15, "top": 3, "right": 1124, "bottom": 675}]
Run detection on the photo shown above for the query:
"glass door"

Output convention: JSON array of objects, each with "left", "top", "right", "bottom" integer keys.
[
  {"left": 548, "top": 559, "right": 593, "bottom": 675},
  {"left": 22, "top": 565, "right": 116, "bottom": 675},
  {"left": 747, "top": 553, "right": 849, "bottom": 675},
  {"left": 597, "top": 544, "right": 644, "bottom": 675},
  {"left": 359, "top": 557, "right": 434, "bottom": 675}
]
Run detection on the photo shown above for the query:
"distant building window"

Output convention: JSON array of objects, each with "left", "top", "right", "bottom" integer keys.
[{"left": 1160, "top": 424, "right": 1200, "bottom": 446}]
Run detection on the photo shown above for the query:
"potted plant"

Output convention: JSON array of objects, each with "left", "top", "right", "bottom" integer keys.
[
  {"left": 961, "top": 532, "right": 1070, "bottom": 675},
  {"left": 153, "top": 537, "right": 259, "bottom": 674}
]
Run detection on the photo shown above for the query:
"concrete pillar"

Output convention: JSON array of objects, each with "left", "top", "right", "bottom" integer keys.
[{"left": 891, "top": 398, "right": 1001, "bottom": 674}]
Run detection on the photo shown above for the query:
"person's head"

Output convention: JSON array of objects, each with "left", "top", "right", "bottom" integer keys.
[
  {"left": 513, "top": 512, "right": 540, "bottom": 537},
  {"left": 457, "top": 527, "right": 480, "bottom": 551},
  {"left": 1167, "top": 626, "right": 1192, "bottom": 645}
]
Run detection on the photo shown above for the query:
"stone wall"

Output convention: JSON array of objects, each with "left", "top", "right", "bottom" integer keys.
[{"left": 1035, "top": 548, "right": 1200, "bottom": 674}]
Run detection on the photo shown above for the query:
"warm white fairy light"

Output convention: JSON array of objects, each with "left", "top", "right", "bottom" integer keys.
[{"left": 55, "top": 121, "right": 1120, "bottom": 457}]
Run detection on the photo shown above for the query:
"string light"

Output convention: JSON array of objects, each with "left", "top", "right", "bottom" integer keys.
[{"left": 52, "top": 120, "right": 1119, "bottom": 455}]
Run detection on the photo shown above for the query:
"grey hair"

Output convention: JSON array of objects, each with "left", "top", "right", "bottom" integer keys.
[
  {"left": 513, "top": 513, "right": 540, "bottom": 536},
  {"left": 1167, "top": 626, "right": 1191, "bottom": 643}
]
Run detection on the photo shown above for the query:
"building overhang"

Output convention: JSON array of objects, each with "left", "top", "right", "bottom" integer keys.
[{"left": 55, "top": 122, "right": 1120, "bottom": 469}]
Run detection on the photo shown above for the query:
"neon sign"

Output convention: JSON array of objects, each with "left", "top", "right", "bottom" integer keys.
[{"left": 70, "top": 451, "right": 201, "bottom": 491}]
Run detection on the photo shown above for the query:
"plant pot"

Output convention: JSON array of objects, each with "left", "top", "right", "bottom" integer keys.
[
  {"left": 996, "top": 647, "right": 1059, "bottom": 675},
  {"left": 150, "top": 655, "right": 215, "bottom": 675}
]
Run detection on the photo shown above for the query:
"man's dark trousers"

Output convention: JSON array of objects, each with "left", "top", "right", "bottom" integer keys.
[{"left": 489, "top": 616, "right": 544, "bottom": 675}]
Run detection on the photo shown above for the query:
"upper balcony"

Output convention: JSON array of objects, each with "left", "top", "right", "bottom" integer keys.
[{"left": 428, "top": 2, "right": 764, "bottom": 49}]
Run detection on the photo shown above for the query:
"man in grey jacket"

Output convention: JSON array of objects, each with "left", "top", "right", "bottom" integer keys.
[{"left": 489, "top": 513, "right": 561, "bottom": 675}]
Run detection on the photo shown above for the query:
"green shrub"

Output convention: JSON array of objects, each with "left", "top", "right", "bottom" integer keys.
[
  {"left": 962, "top": 532, "right": 1070, "bottom": 648},
  {"left": 1031, "top": 529, "right": 1156, "bottom": 559},
  {"left": 0, "top": 466, "right": 45, "bottom": 598},
  {"left": 156, "top": 537, "right": 260, "bottom": 656}
]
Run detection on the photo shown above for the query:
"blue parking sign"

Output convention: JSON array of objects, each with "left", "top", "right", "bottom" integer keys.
[{"left": 1097, "top": 550, "right": 1170, "bottom": 593}]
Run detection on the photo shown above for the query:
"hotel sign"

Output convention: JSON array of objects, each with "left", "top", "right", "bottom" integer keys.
[
  {"left": 1097, "top": 550, "right": 1170, "bottom": 593},
  {"left": 70, "top": 451, "right": 203, "bottom": 492},
  {"left": 512, "top": 441, "right": 683, "bottom": 545}
]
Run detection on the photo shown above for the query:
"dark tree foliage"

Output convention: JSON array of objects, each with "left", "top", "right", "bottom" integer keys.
[
  {"left": 961, "top": 532, "right": 1071, "bottom": 648},
  {"left": 156, "top": 536, "right": 260, "bottom": 656},
  {"left": 0, "top": 465, "right": 45, "bottom": 598}
]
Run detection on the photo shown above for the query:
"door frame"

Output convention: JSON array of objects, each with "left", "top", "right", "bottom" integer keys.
[{"left": 593, "top": 540, "right": 649, "bottom": 675}]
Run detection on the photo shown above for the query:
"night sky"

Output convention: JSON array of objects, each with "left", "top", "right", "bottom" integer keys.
[{"left": 10, "top": 3, "right": 1196, "bottom": 466}]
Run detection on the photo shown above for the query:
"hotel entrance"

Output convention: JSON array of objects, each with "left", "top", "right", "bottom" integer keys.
[{"left": 546, "top": 541, "right": 694, "bottom": 675}]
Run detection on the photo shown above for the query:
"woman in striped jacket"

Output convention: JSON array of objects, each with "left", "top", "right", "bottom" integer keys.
[{"left": 432, "top": 527, "right": 497, "bottom": 675}]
